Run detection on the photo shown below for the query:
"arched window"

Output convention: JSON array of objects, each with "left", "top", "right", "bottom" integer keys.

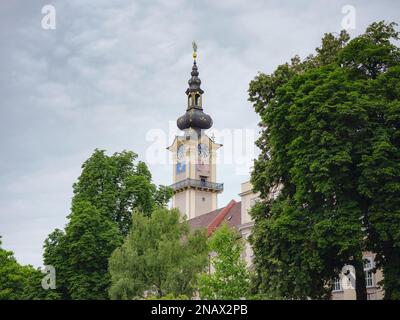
[
  {"left": 188, "top": 95, "right": 193, "bottom": 107},
  {"left": 195, "top": 94, "right": 201, "bottom": 106}
]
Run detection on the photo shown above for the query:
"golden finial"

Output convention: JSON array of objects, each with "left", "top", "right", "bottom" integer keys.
[{"left": 192, "top": 41, "right": 197, "bottom": 61}]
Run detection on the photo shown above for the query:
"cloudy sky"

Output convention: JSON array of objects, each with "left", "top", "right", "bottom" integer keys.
[{"left": 0, "top": 0, "right": 398, "bottom": 267}]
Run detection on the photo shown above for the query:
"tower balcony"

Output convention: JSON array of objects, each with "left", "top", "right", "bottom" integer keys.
[{"left": 171, "top": 178, "right": 223, "bottom": 193}]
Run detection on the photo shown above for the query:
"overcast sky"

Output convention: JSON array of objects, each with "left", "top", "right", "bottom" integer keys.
[{"left": 0, "top": 0, "right": 398, "bottom": 267}]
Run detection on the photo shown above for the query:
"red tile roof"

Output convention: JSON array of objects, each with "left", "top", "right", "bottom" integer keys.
[{"left": 187, "top": 200, "right": 242, "bottom": 236}]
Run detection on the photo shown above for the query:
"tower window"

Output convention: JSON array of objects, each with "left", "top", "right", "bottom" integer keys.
[
  {"left": 202, "top": 197, "right": 206, "bottom": 202},
  {"left": 188, "top": 95, "right": 193, "bottom": 107},
  {"left": 195, "top": 94, "right": 200, "bottom": 106}
]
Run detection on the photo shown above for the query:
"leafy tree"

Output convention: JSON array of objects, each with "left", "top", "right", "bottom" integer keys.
[
  {"left": 43, "top": 149, "right": 172, "bottom": 299},
  {"left": 248, "top": 21, "right": 400, "bottom": 299},
  {"left": 44, "top": 201, "right": 122, "bottom": 300},
  {"left": 154, "top": 185, "right": 174, "bottom": 208},
  {"left": 20, "top": 266, "right": 61, "bottom": 300},
  {"left": 146, "top": 293, "right": 190, "bottom": 300},
  {"left": 43, "top": 229, "right": 69, "bottom": 298},
  {"left": 0, "top": 237, "right": 26, "bottom": 300},
  {"left": 108, "top": 208, "right": 209, "bottom": 299},
  {"left": 65, "top": 201, "right": 122, "bottom": 299},
  {"left": 197, "top": 224, "right": 251, "bottom": 300},
  {"left": 72, "top": 150, "right": 171, "bottom": 235},
  {"left": 351, "top": 22, "right": 400, "bottom": 300},
  {"left": 0, "top": 237, "right": 60, "bottom": 300}
]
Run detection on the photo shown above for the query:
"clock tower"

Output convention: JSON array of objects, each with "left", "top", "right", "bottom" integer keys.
[{"left": 167, "top": 44, "right": 223, "bottom": 220}]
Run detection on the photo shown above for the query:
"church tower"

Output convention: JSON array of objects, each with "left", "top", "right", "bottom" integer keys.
[{"left": 168, "top": 44, "right": 223, "bottom": 220}]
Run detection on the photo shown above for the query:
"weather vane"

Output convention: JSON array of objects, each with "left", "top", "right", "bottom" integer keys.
[{"left": 192, "top": 41, "right": 197, "bottom": 61}]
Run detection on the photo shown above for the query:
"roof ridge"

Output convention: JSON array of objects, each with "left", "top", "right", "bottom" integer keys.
[{"left": 207, "top": 199, "right": 237, "bottom": 237}]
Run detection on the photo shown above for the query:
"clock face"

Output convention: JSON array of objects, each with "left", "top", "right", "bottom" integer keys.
[
  {"left": 197, "top": 143, "right": 209, "bottom": 158},
  {"left": 177, "top": 145, "right": 185, "bottom": 161}
]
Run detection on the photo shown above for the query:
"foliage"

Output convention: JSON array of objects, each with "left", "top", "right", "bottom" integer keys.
[
  {"left": 43, "top": 149, "right": 173, "bottom": 299},
  {"left": 44, "top": 201, "right": 122, "bottom": 300},
  {"left": 0, "top": 237, "right": 60, "bottom": 300},
  {"left": 248, "top": 21, "right": 400, "bottom": 299},
  {"left": 197, "top": 224, "right": 251, "bottom": 300},
  {"left": 108, "top": 208, "right": 209, "bottom": 299},
  {"left": 42, "top": 229, "right": 69, "bottom": 298},
  {"left": 72, "top": 150, "right": 172, "bottom": 235},
  {"left": 20, "top": 266, "right": 61, "bottom": 300},
  {"left": 57, "top": 201, "right": 122, "bottom": 299},
  {"left": 146, "top": 293, "right": 190, "bottom": 300}
]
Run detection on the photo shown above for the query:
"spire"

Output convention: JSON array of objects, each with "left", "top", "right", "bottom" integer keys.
[
  {"left": 177, "top": 42, "right": 212, "bottom": 132},
  {"left": 186, "top": 41, "right": 204, "bottom": 95}
]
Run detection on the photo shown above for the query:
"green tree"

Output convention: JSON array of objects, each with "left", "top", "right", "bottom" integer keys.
[
  {"left": 197, "top": 224, "right": 251, "bottom": 300},
  {"left": 43, "top": 149, "right": 172, "bottom": 299},
  {"left": 154, "top": 185, "right": 174, "bottom": 208},
  {"left": 64, "top": 201, "right": 122, "bottom": 299},
  {"left": 43, "top": 229, "right": 68, "bottom": 298},
  {"left": 72, "top": 150, "right": 171, "bottom": 235},
  {"left": 20, "top": 266, "right": 61, "bottom": 300},
  {"left": 0, "top": 237, "right": 26, "bottom": 300},
  {"left": 248, "top": 21, "right": 400, "bottom": 299},
  {"left": 44, "top": 201, "right": 122, "bottom": 300},
  {"left": 146, "top": 293, "right": 190, "bottom": 300},
  {"left": 108, "top": 208, "right": 209, "bottom": 299},
  {"left": 350, "top": 22, "right": 400, "bottom": 300},
  {"left": 1, "top": 237, "right": 60, "bottom": 300}
]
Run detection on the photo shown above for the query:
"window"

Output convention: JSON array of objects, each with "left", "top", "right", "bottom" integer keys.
[
  {"left": 333, "top": 277, "right": 342, "bottom": 292},
  {"left": 363, "top": 257, "right": 372, "bottom": 270},
  {"left": 195, "top": 94, "right": 200, "bottom": 106},
  {"left": 364, "top": 257, "right": 374, "bottom": 288},
  {"left": 365, "top": 271, "right": 373, "bottom": 287}
]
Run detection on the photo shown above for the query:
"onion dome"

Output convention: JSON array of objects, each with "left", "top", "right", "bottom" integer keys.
[{"left": 177, "top": 43, "right": 213, "bottom": 131}]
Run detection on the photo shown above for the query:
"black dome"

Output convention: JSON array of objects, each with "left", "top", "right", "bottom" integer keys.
[{"left": 177, "top": 108, "right": 213, "bottom": 130}]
